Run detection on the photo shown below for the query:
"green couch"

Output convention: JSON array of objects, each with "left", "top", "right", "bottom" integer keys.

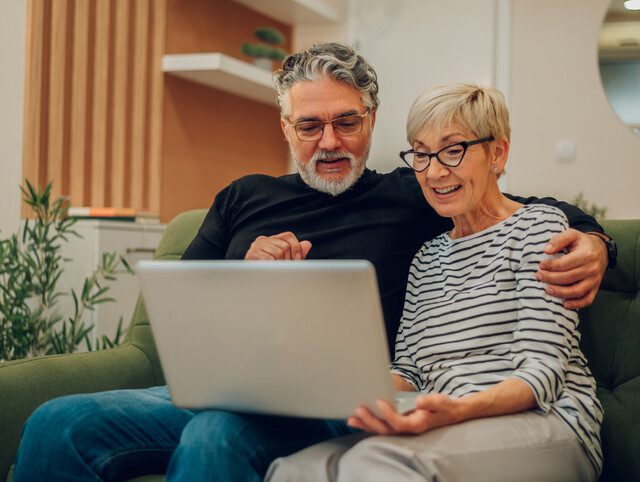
[{"left": 1, "top": 210, "right": 638, "bottom": 481}]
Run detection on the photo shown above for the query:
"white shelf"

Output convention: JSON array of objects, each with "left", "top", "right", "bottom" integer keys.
[
  {"left": 232, "top": 0, "right": 339, "bottom": 24},
  {"left": 162, "top": 53, "right": 277, "bottom": 106}
]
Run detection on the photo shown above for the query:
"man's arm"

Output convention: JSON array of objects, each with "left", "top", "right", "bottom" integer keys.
[
  {"left": 509, "top": 194, "right": 603, "bottom": 233},
  {"left": 182, "top": 188, "right": 231, "bottom": 260},
  {"left": 506, "top": 194, "right": 611, "bottom": 309}
]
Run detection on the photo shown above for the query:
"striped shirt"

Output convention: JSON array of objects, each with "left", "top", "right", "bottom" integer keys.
[{"left": 391, "top": 204, "right": 603, "bottom": 471}]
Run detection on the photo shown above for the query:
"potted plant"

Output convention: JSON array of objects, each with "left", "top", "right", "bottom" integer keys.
[
  {"left": 0, "top": 181, "right": 132, "bottom": 361},
  {"left": 242, "top": 26, "right": 288, "bottom": 70}
]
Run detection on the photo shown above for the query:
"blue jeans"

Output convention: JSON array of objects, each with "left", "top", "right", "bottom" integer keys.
[{"left": 12, "top": 386, "right": 357, "bottom": 481}]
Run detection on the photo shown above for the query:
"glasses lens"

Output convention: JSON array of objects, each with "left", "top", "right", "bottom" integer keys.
[
  {"left": 440, "top": 144, "right": 465, "bottom": 166},
  {"left": 295, "top": 121, "right": 323, "bottom": 140},
  {"left": 411, "top": 151, "right": 430, "bottom": 171},
  {"left": 332, "top": 115, "right": 363, "bottom": 137}
]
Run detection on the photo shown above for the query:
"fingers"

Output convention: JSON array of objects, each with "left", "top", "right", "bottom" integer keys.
[
  {"left": 537, "top": 265, "right": 591, "bottom": 286},
  {"left": 539, "top": 230, "right": 605, "bottom": 274},
  {"left": 563, "top": 287, "right": 598, "bottom": 310},
  {"left": 536, "top": 231, "right": 607, "bottom": 308},
  {"left": 273, "top": 232, "right": 303, "bottom": 260},
  {"left": 300, "top": 240, "right": 312, "bottom": 259},
  {"left": 244, "top": 232, "right": 312, "bottom": 260},
  {"left": 348, "top": 405, "right": 394, "bottom": 435},
  {"left": 543, "top": 228, "right": 579, "bottom": 255}
]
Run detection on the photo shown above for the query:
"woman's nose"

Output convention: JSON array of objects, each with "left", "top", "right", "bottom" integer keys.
[{"left": 426, "top": 157, "right": 450, "bottom": 179}]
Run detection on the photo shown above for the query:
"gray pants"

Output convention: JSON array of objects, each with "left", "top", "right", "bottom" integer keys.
[{"left": 265, "top": 411, "right": 597, "bottom": 482}]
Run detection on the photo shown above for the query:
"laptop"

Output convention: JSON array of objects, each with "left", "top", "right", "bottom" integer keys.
[{"left": 137, "top": 260, "right": 417, "bottom": 419}]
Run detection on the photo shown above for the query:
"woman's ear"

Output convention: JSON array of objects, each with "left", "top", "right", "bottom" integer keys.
[{"left": 493, "top": 137, "right": 510, "bottom": 174}]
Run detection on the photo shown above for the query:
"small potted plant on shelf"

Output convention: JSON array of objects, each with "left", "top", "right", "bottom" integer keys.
[{"left": 242, "top": 26, "right": 288, "bottom": 70}]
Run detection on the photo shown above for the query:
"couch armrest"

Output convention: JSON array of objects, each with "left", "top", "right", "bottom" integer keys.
[{"left": 0, "top": 344, "right": 158, "bottom": 482}]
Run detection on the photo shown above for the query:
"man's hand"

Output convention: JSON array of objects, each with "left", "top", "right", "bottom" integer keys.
[
  {"left": 244, "top": 232, "right": 312, "bottom": 260},
  {"left": 537, "top": 228, "right": 607, "bottom": 310},
  {"left": 347, "top": 394, "right": 461, "bottom": 435}
]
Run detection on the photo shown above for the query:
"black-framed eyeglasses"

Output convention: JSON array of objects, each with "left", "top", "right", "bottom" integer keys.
[
  {"left": 399, "top": 136, "right": 495, "bottom": 172},
  {"left": 287, "top": 110, "right": 371, "bottom": 142}
]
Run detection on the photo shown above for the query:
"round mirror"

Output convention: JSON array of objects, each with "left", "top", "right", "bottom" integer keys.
[{"left": 598, "top": 0, "right": 640, "bottom": 138}]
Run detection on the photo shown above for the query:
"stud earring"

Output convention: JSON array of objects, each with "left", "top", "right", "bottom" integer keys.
[{"left": 492, "top": 165, "right": 499, "bottom": 173}]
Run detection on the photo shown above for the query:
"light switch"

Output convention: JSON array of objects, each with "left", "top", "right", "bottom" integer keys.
[{"left": 555, "top": 139, "right": 576, "bottom": 162}]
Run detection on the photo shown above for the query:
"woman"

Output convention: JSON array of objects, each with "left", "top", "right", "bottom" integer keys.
[{"left": 267, "top": 84, "right": 602, "bottom": 481}]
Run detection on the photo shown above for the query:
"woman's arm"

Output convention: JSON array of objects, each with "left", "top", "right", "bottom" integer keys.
[
  {"left": 348, "top": 377, "right": 536, "bottom": 435},
  {"left": 392, "top": 373, "right": 416, "bottom": 392}
]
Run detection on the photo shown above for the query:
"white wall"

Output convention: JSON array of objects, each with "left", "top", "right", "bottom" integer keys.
[
  {"left": 347, "top": 0, "right": 499, "bottom": 173},
  {"left": 0, "top": 0, "right": 26, "bottom": 236},
  {"left": 507, "top": 0, "right": 640, "bottom": 219}
]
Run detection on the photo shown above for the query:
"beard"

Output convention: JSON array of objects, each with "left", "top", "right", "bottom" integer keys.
[{"left": 291, "top": 143, "right": 370, "bottom": 196}]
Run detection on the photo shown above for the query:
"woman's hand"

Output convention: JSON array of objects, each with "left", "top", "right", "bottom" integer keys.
[{"left": 347, "top": 394, "right": 462, "bottom": 435}]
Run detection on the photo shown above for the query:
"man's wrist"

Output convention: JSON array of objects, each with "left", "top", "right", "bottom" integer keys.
[{"left": 586, "top": 231, "right": 617, "bottom": 270}]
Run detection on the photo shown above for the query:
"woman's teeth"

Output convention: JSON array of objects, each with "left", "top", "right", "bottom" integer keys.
[{"left": 434, "top": 185, "right": 460, "bottom": 194}]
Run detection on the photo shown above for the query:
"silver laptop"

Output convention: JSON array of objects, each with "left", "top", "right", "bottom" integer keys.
[{"left": 137, "top": 260, "right": 417, "bottom": 419}]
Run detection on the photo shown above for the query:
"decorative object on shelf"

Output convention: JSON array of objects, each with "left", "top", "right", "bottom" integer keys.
[
  {"left": 68, "top": 206, "right": 161, "bottom": 224},
  {"left": 0, "top": 181, "right": 133, "bottom": 362},
  {"left": 570, "top": 191, "right": 608, "bottom": 220},
  {"left": 242, "top": 26, "right": 288, "bottom": 70}
]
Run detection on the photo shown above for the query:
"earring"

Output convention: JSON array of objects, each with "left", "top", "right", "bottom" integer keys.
[{"left": 492, "top": 165, "right": 499, "bottom": 173}]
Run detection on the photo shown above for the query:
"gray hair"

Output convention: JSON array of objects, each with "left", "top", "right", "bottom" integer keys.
[
  {"left": 406, "top": 83, "right": 511, "bottom": 146},
  {"left": 274, "top": 42, "right": 380, "bottom": 118}
]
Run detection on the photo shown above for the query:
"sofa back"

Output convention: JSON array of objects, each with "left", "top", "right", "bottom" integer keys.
[
  {"left": 579, "top": 220, "right": 640, "bottom": 481},
  {"left": 125, "top": 209, "right": 207, "bottom": 385}
]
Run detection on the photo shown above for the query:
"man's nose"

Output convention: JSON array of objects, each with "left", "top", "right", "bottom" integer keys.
[{"left": 317, "top": 123, "right": 342, "bottom": 151}]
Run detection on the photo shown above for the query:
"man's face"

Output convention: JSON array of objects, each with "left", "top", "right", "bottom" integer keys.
[{"left": 281, "top": 77, "right": 376, "bottom": 196}]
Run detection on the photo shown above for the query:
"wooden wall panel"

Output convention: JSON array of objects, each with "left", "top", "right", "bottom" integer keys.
[
  {"left": 130, "top": 0, "right": 150, "bottom": 209},
  {"left": 22, "top": 0, "right": 47, "bottom": 217},
  {"left": 22, "top": 0, "right": 165, "bottom": 214},
  {"left": 47, "top": 0, "right": 67, "bottom": 201},
  {"left": 69, "top": 0, "right": 90, "bottom": 205},
  {"left": 90, "top": 0, "right": 110, "bottom": 207},
  {"left": 110, "top": 0, "right": 130, "bottom": 207},
  {"left": 147, "top": 0, "right": 167, "bottom": 215}
]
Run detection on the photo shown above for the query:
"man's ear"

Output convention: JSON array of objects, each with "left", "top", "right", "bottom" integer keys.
[
  {"left": 370, "top": 109, "right": 377, "bottom": 130},
  {"left": 280, "top": 117, "right": 288, "bottom": 139}
]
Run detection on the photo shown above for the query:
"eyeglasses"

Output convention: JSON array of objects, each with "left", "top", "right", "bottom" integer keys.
[
  {"left": 287, "top": 110, "right": 371, "bottom": 141},
  {"left": 399, "top": 136, "right": 495, "bottom": 172}
]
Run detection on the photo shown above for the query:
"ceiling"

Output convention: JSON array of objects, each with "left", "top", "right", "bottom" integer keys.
[{"left": 599, "top": 0, "right": 640, "bottom": 59}]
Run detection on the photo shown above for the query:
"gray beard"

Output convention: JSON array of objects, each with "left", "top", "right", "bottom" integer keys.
[{"left": 291, "top": 145, "right": 370, "bottom": 196}]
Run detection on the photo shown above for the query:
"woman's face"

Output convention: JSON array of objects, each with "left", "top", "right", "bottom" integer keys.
[{"left": 412, "top": 124, "right": 504, "bottom": 219}]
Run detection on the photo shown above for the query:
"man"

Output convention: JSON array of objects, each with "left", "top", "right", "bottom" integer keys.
[{"left": 13, "top": 43, "right": 611, "bottom": 482}]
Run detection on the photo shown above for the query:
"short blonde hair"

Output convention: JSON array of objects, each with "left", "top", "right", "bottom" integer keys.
[{"left": 406, "top": 83, "right": 510, "bottom": 145}]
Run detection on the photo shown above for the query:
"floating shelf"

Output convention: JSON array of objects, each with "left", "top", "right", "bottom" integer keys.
[
  {"left": 162, "top": 53, "right": 277, "bottom": 106},
  {"left": 232, "top": 0, "right": 339, "bottom": 24}
]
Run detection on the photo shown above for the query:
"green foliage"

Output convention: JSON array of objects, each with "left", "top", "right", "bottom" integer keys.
[
  {"left": 255, "top": 26, "right": 284, "bottom": 45},
  {"left": 242, "top": 26, "right": 288, "bottom": 62},
  {"left": 268, "top": 47, "right": 288, "bottom": 61},
  {"left": 242, "top": 42, "right": 272, "bottom": 59},
  {"left": 0, "top": 180, "right": 133, "bottom": 362},
  {"left": 570, "top": 192, "right": 608, "bottom": 221}
]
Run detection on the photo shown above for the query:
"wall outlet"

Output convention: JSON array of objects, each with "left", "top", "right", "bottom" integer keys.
[{"left": 555, "top": 139, "right": 576, "bottom": 162}]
